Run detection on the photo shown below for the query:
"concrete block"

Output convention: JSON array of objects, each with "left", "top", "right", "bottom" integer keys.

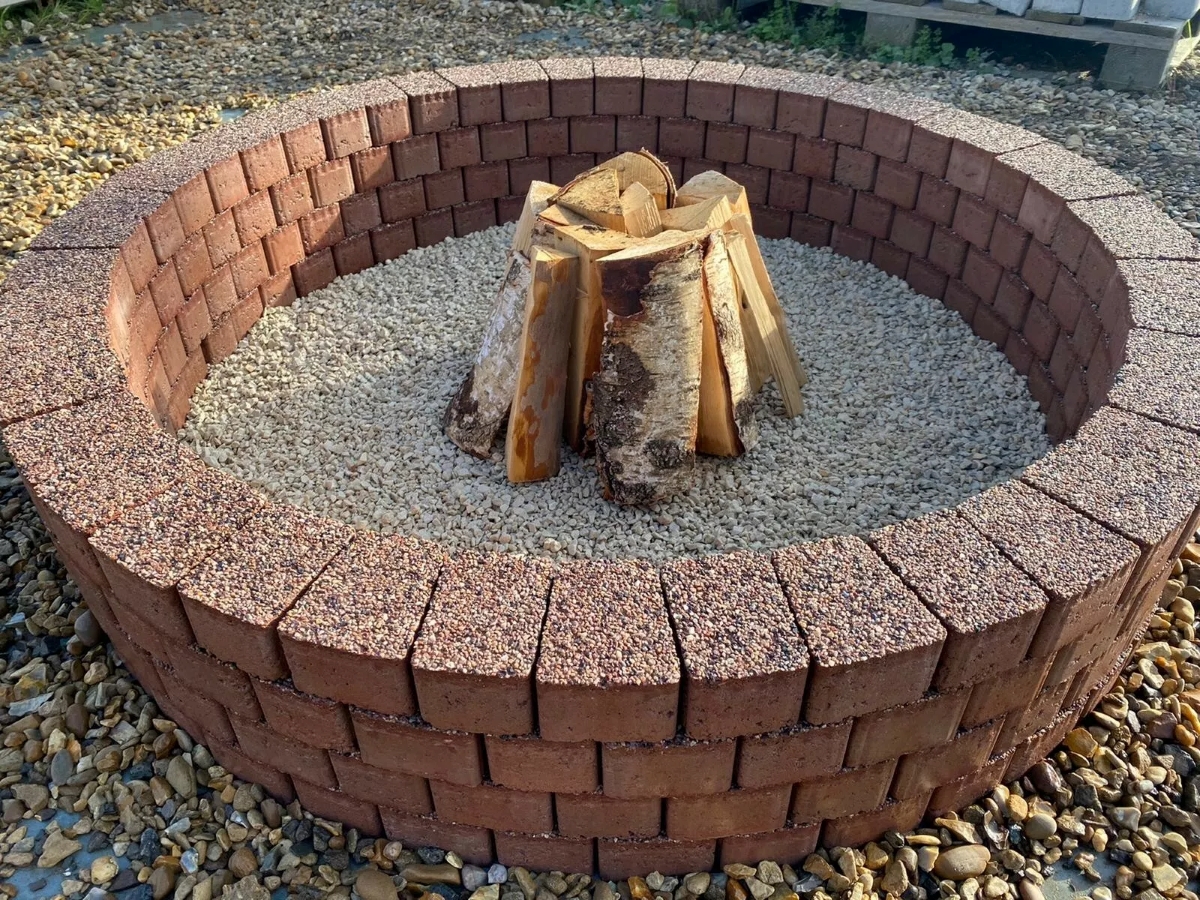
[
  {"left": 863, "top": 12, "right": 919, "bottom": 46},
  {"left": 1099, "top": 43, "right": 1174, "bottom": 89},
  {"left": 1032, "top": 0, "right": 1083, "bottom": 13},
  {"left": 1080, "top": 0, "right": 1140, "bottom": 20},
  {"left": 1113, "top": 11, "right": 1189, "bottom": 31},
  {"left": 1141, "top": 0, "right": 1198, "bottom": 16},
  {"left": 984, "top": 0, "right": 1033, "bottom": 14}
]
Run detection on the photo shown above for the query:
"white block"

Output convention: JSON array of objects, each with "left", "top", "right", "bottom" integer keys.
[
  {"left": 1080, "top": 0, "right": 1139, "bottom": 18},
  {"left": 1142, "top": 0, "right": 1198, "bottom": 17},
  {"left": 1033, "top": 0, "right": 1083, "bottom": 12},
  {"left": 985, "top": 0, "right": 1033, "bottom": 14}
]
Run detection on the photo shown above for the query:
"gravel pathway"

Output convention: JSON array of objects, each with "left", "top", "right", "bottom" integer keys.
[
  {"left": 182, "top": 226, "right": 1048, "bottom": 559},
  {"left": 2, "top": 0, "right": 1200, "bottom": 898}
]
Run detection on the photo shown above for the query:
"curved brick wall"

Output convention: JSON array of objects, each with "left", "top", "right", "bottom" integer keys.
[{"left": 3, "top": 58, "right": 1200, "bottom": 878}]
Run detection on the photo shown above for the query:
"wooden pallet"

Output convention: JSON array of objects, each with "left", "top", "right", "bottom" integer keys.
[{"left": 781, "top": 0, "right": 1199, "bottom": 89}]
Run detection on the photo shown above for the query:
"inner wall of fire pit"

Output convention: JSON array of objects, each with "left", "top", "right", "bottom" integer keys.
[{"left": 182, "top": 224, "right": 1049, "bottom": 560}]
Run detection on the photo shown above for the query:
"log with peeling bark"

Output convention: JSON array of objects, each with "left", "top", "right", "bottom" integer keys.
[
  {"left": 598, "top": 150, "right": 676, "bottom": 210},
  {"left": 506, "top": 248, "right": 580, "bottom": 483},
  {"left": 593, "top": 232, "right": 706, "bottom": 506},
  {"left": 444, "top": 250, "right": 532, "bottom": 457},
  {"left": 697, "top": 230, "right": 759, "bottom": 457}
]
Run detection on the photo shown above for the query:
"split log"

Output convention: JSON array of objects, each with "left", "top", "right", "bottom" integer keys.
[
  {"left": 661, "top": 195, "right": 734, "bottom": 233},
  {"left": 512, "top": 181, "right": 560, "bottom": 255},
  {"left": 697, "top": 230, "right": 759, "bottom": 457},
  {"left": 598, "top": 150, "right": 676, "bottom": 210},
  {"left": 552, "top": 167, "right": 624, "bottom": 231},
  {"left": 620, "top": 183, "right": 663, "bottom": 239},
  {"left": 593, "top": 232, "right": 705, "bottom": 506},
  {"left": 533, "top": 220, "right": 637, "bottom": 452},
  {"left": 725, "top": 229, "right": 805, "bottom": 417},
  {"left": 727, "top": 213, "right": 809, "bottom": 391},
  {"left": 506, "top": 248, "right": 580, "bottom": 483},
  {"left": 676, "top": 170, "right": 752, "bottom": 217},
  {"left": 444, "top": 250, "right": 533, "bottom": 457}
]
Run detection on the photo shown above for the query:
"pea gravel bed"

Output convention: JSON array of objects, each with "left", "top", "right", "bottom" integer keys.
[{"left": 181, "top": 224, "right": 1048, "bottom": 560}]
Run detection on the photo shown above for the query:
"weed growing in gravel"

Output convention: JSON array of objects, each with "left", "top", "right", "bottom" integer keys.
[
  {"left": 871, "top": 25, "right": 957, "bottom": 66},
  {"left": 0, "top": 0, "right": 109, "bottom": 47}
]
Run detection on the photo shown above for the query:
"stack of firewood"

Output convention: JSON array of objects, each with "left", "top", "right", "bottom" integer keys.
[{"left": 444, "top": 151, "right": 807, "bottom": 506}]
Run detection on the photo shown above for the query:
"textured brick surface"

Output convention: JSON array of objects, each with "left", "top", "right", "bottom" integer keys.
[{"left": 9, "top": 60, "right": 1194, "bottom": 865}]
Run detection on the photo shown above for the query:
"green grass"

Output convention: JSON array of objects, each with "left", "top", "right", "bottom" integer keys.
[{"left": 0, "top": 0, "right": 110, "bottom": 47}]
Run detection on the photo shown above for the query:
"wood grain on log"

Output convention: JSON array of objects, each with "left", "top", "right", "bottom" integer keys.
[
  {"left": 552, "top": 167, "right": 624, "bottom": 231},
  {"left": 676, "top": 170, "right": 751, "bottom": 218},
  {"left": 506, "top": 247, "right": 580, "bottom": 483},
  {"left": 593, "top": 232, "right": 705, "bottom": 506},
  {"left": 598, "top": 150, "right": 676, "bottom": 211},
  {"left": 620, "top": 182, "right": 663, "bottom": 239},
  {"left": 444, "top": 250, "right": 532, "bottom": 457},
  {"left": 697, "top": 230, "right": 759, "bottom": 457},
  {"left": 512, "top": 181, "right": 559, "bottom": 256}
]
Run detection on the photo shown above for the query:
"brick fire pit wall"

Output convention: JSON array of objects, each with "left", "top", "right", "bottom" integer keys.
[{"left": 3, "top": 58, "right": 1200, "bottom": 878}]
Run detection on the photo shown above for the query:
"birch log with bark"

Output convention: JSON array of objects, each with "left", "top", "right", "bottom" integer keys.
[
  {"left": 444, "top": 250, "right": 532, "bottom": 457},
  {"left": 697, "top": 230, "right": 759, "bottom": 457},
  {"left": 506, "top": 248, "right": 580, "bottom": 483},
  {"left": 593, "top": 232, "right": 705, "bottom": 505}
]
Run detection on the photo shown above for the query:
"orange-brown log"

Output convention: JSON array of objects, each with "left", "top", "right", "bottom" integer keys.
[{"left": 506, "top": 247, "right": 580, "bottom": 483}]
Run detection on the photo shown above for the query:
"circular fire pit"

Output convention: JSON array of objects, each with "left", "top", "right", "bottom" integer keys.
[{"left": 3, "top": 58, "right": 1200, "bottom": 878}]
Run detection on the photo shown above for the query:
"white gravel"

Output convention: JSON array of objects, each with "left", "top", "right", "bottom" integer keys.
[{"left": 182, "top": 224, "right": 1049, "bottom": 561}]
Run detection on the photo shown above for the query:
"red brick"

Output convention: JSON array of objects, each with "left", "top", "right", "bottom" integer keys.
[
  {"left": 452, "top": 200, "right": 497, "bottom": 237},
  {"left": 380, "top": 810, "right": 492, "bottom": 864},
  {"left": 767, "top": 171, "right": 810, "bottom": 212},
  {"left": 379, "top": 178, "right": 426, "bottom": 223},
  {"left": 807, "top": 180, "right": 854, "bottom": 226},
  {"left": 549, "top": 154, "right": 596, "bottom": 185},
  {"left": 616, "top": 116, "right": 659, "bottom": 153},
  {"left": 851, "top": 193, "right": 894, "bottom": 240},
  {"left": 173, "top": 235, "right": 213, "bottom": 298},
  {"left": 367, "top": 96, "right": 412, "bottom": 145},
  {"left": 916, "top": 175, "right": 958, "bottom": 226},
  {"left": 994, "top": 272, "right": 1032, "bottom": 329},
  {"left": 146, "top": 199, "right": 185, "bottom": 265},
  {"left": 202, "top": 209, "right": 240, "bottom": 269},
  {"left": 751, "top": 205, "right": 791, "bottom": 240},
  {"left": 508, "top": 157, "right": 551, "bottom": 196},
  {"left": 543, "top": 57, "right": 594, "bottom": 118},
  {"left": 340, "top": 192, "right": 383, "bottom": 237},
  {"left": 149, "top": 263, "right": 185, "bottom": 325},
  {"left": 493, "top": 832, "right": 594, "bottom": 874},
  {"left": 683, "top": 158, "right": 723, "bottom": 186},
  {"left": 202, "top": 265, "right": 237, "bottom": 320},
  {"left": 929, "top": 227, "right": 968, "bottom": 277},
  {"left": 822, "top": 796, "right": 930, "bottom": 848},
  {"left": 946, "top": 140, "right": 995, "bottom": 197},
  {"left": 792, "top": 137, "right": 837, "bottom": 181},
  {"left": 953, "top": 193, "right": 997, "bottom": 248},
  {"left": 927, "top": 751, "right": 1011, "bottom": 819},
  {"left": 281, "top": 122, "right": 328, "bottom": 174},
  {"left": 309, "top": 158, "right": 355, "bottom": 208},
  {"left": 176, "top": 292, "right": 212, "bottom": 354},
  {"left": 333, "top": 233, "right": 375, "bottom": 276},
  {"left": 1049, "top": 267, "right": 1085, "bottom": 333},
  {"left": 320, "top": 108, "right": 371, "bottom": 159},
  {"left": 719, "top": 826, "right": 820, "bottom": 870},
  {"left": 414, "top": 209, "right": 454, "bottom": 247},
  {"left": 569, "top": 115, "right": 615, "bottom": 155},
  {"left": 269, "top": 171, "right": 314, "bottom": 226},
  {"left": 706, "top": 123, "right": 749, "bottom": 164},
  {"left": 984, "top": 158, "right": 1029, "bottom": 220},
  {"left": 174, "top": 174, "right": 217, "bottom": 237},
  {"left": 961, "top": 655, "right": 1051, "bottom": 728},
  {"left": 834, "top": 145, "right": 877, "bottom": 190},
  {"left": 230, "top": 242, "right": 269, "bottom": 296},
  {"left": 990, "top": 213, "right": 1030, "bottom": 270},
  {"left": 1004, "top": 331, "right": 1035, "bottom": 376},
  {"left": 262, "top": 223, "right": 305, "bottom": 275},
  {"left": 430, "top": 780, "right": 552, "bottom": 834},
  {"left": 963, "top": 247, "right": 1003, "bottom": 302},
  {"left": 500, "top": 64, "right": 551, "bottom": 121},
  {"left": 667, "top": 787, "right": 790, "bottom": 841},
  {"left": 1050, "top": 208, "right": 1090, "bottom": 273},
  {"left": 906, "top": 256, "right": 948, "bottom": 300},
  {"left": 1017, "top": 180, "right": 1064, "bottom": 245},
  {"left": 393, "top": 134, "right": 441, "bottom": 180},
  {"left": 480, "top": 121, "right": 527, "bottom": 162},
  {"left": 832, "top": 226, "right": 874, "bottom": 263},
  {"left": 556, "top": 793, "right": 661, "bottom": 840},
  {"left": 598, "top": 838, "right": 716, "bottom": 880},
  {"left": 423, "top": 170, "right": 464, "bottom": 210},
  {"left": 260, "top": 270, "right": 296, "bottom": 308},
  {"left": 686, "top": 61, "right": 743, "bottom": 123},
  {"left": 944, "top": 279, "right": 980, "bottom": 323},
  {"left": 1022, "top": 240, "right": 1060, "bottom": 301},
  {"left": 823, "top": 98, "right": 868, "bottom": 147},
  {"left": 1049, "top": 331, "right": 1079, "bottom": 391},
  {"left": 330, "top": 752, "right": 432, "bottom": 813},
  {"left": 725, "top": 164, "right": 769, "bottom": 206},
  {"left": 349, "top": 145, "right": 395, "bottom": 191},
  {"left": 352, "top": 710, "right": 483, "bottom": 786},
  {"left": 602, "top": 739, "right": 735, "bottom": 799},
  {"left": 593, "top": 57, "right": 641, "bottom": 116},
  {"left": 496, "top": 195, "right": 525, "bottom": 225},
  {"left": 791, "top": 759, "right": 896, "bottom": 822},
  {"left": 252, "top": 679, "right": 355, "bottom": 752},
  {"left": 463, "top": 162, "right": 510, "bottom": 202},
  {"left": 241, "top": 137, "right": 291, "bottom": 193},
  {"left": 485, "top": 735, "right": 597, "bottom": 794},
  {"left": 292, "top": 248, "right": 337, "bottom": 297},
  {"left": 299, "top": 205, "right": 344, "bottom": 254},
  {"left": 659, "top": 117, "right": 706, "bottom": 159},
  {"left": 232, "top": 191, "right": 277, "bottom": 246},
  {"left": 891, "top": 209, "right": 934, "bottom": 257},
  {"left": 790, "top": 213, "right": 832, "bottom": 248},
  {"left": 871, "top": 241, "right": 911, "bottom": 279},
  {"left": 371, "top": 221, "right": 416, "bottom": 263},
  {"left": 438, "top": 127, "right": 483, "bottom": 170},
  {"left": 394, "top": 72, "right": 459, "bottom": 135},
  {"left": 293, "top": 779, "right": 381, "bottom": 835},
  {"left": 846, "top": 692, "right": 968, "bottom": 767},
  {"left": 206, "top": 155, "right": 250, "bottom": 212},
  {"left": 736, "top": 721, "right": 850, "bottom": 789},
  {"left": 526, "top": 118, "right": 570, "bottom": 158},
  {"left": 747, "top": 129, "right": 795, "bottom": 171},
  {"left": 874, "top": 159, "right": 921, "bottom": 210}
]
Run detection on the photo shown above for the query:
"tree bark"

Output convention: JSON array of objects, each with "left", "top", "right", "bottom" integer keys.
[
  {"left": 697, "top": 230, "right": 759, "bottom": 457},
  {"left": 593, "top": 232, "right": 705, "bottom": 505},
  {"left": 506, "top": 248, "right": 580, "bottom": 483},
  {"left": 444, "top": 250, "right": 532, "bottom": 458}
]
